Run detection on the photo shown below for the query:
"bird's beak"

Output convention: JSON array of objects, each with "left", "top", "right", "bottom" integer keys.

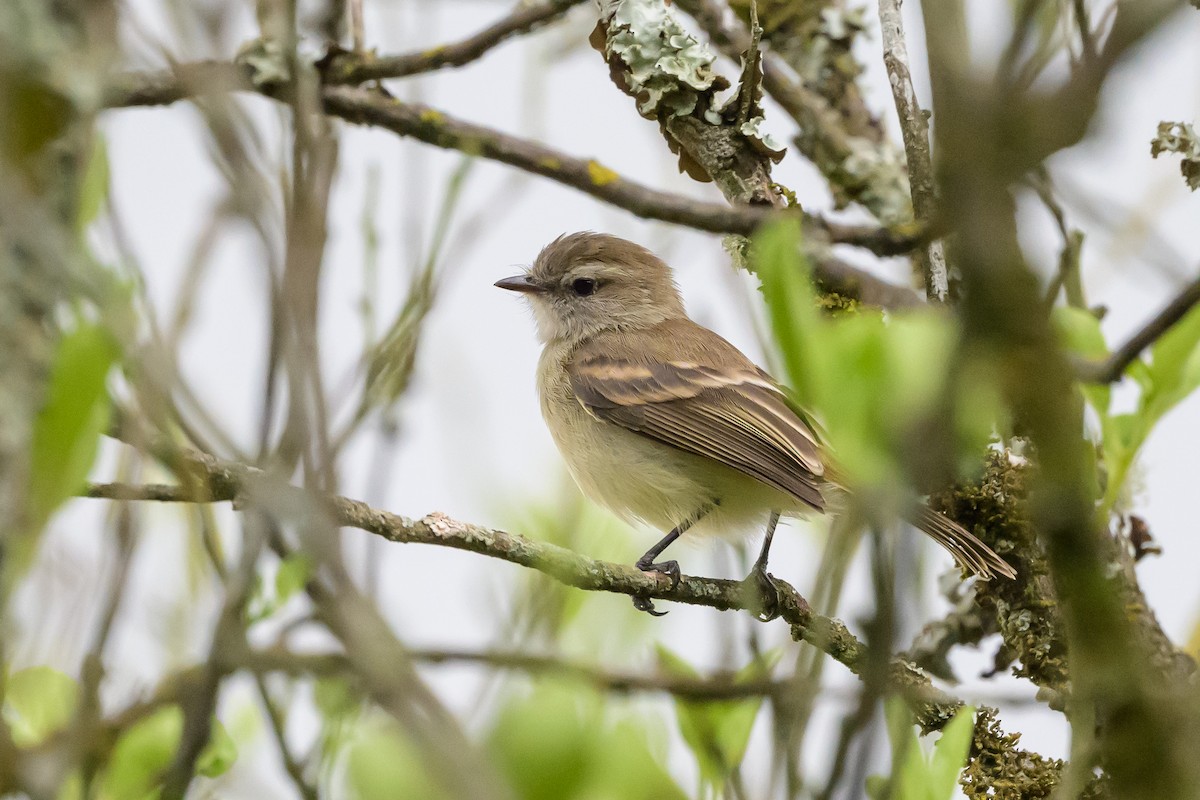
[{"left": 494, "top": 274, "right": 545, "bottom": 294}]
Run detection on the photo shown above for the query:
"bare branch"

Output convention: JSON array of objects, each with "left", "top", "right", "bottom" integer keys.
[
  {"left": 877, "top": 0, "right": 949, "bottom": 301},
  {"left": 1078, "top": 273, "right": 1200, "bottom": 383},
  {"left": 322, "top": 0, "right": 586, "bottom": 84}
]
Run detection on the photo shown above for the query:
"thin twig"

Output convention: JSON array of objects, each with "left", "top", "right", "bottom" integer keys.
[
  {"left": 1078, "top": 273, "right": 1200, "bottom": 383},
  {"left": 878, "top": 0, "right": 949, "bottom": 302},
  {"left": 323, "top": 0, "right": 586, "bottom": 84},
  {"left": 254, "top": 675, "right": 319, "bottom": 800}
]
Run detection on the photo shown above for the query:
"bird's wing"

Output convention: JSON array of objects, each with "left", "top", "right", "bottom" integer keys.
[{"left": 568, "top": 341, "right": 826, "bottom": 511}]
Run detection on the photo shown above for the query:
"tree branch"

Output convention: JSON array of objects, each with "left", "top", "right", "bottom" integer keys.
[
  {"left": 321, "top": 0, "right": 586, "bottom": 84},
  {"left": 85, "top": 462, "right": 954, "bottom": 726},
  {"left": 877, "top": 0, "right": 949, "bottom": 301},
  {"left": 1078, "top": 273, "right": 1200, "bottom": 383}
]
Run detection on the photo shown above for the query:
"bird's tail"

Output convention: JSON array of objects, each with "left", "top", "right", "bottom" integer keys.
[{"left": 910, "top": 506, "right": 1017, "bottom": 580}]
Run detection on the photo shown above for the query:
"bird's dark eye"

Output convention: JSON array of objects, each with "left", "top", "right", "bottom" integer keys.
[{"left": 571, "top": 278, "right": 597, "bottom": 296}]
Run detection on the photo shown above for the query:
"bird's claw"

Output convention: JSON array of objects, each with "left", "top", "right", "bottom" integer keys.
[
  {"left": 743, "top": 562, "right": 782, "bottom": 622},
  {"left": 632, "top": 595, "right": 668, "bottom": 616},
  {"left": 633, "top": 559, "right": 681, "bottom": 616}
]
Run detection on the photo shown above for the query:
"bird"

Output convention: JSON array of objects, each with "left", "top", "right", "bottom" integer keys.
[{"left": 495, "top": 232, "right": 1015, "bottom": 615}]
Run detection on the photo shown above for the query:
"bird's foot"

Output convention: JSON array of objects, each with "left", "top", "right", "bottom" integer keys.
[
  {"left": 742, "top": 562, "right": 782, "bottom": 622},
  {"left": 632, "top": 559, "right": 680, "bottom": 616}
]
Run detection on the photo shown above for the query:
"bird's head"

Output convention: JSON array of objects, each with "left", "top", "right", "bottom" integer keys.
[{"left": 496, "top": 232, "right": 686, "bottom": 343}]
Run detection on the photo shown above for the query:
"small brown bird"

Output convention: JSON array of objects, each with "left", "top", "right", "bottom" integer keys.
[{"left": 497, "top": 232, "right": 1015, "bottom": 615}]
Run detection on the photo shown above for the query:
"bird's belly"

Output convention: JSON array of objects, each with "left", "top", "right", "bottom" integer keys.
[{"left": 541, "top": 388, "right": 799, "bottom": 539}]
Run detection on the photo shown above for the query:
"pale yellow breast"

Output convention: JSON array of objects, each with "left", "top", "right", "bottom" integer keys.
[{"left": 536, "top": 342, "right": 803, "bottom": 539}]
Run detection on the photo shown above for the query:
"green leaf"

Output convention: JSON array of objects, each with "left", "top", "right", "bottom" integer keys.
[
  {"left": 27, "top": 323, "right": 118, "bottom": 538},
  {"left": 196, "top": 719, "right": 237, "bottom": 778},
  {"left": 101, "top": 707, "right": 237, "bottom": 797},
  {"left": 1052, "top": 306, "right": 1108, "bottom": 359},
  {"left": 486, "top": 683, "right": 600, "bottom": 800},
  {"left": 101, "top": 706, "right": 182, "bottom": 799},
  {"left": 78, "top": 135, "right": 110, "bottom": 230},
  {"left": 882, "top": 696, "right": 928, "bottom": 800},
  {"left": 3, "top": 666, "right": 79, "bottom": 746},
  {"left": 876, "top": 699, "right": 975, "bottom": 800},
  {"left": 753, "top": 219, "right": 822, "bottom": 409},
  {"left": 347, "top": 717, "right": 449, "bottom": 800},
  {"left": 929, "top": 706, "right": 975, "bottom": 800},
  {"left": 1141, "top": 303, "right": 1200, "bottom": 428},
  {"left": 656, "top": 645, "right": 769, "bottom": 787},
  {"left": 248, "top": 554, "right": 313, "bottom": 623},
  {"left": 274, "top": 554, "right": 313, "bottom": 605},
  {"left": 586, "top": 718, "right": 687, "bottom": 800}
]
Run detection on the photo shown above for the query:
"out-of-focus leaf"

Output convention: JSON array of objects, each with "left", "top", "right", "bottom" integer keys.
[
  {"left": 755, "top": 220, "right": 965, "bottom": 495},
  {"left": 248, "top": 554, "right": 313, "bottom": 623},
  {"left": 656, "top": 645, "right": 772, "bottom": 787},
  {"left": 1053, "top": 305, "right": 1111, "bottom": 415},
  {"left": 196, "top": 719, "right": 238, "bottom": 778},
  {"left": 78, "top": 135, "right": 109, "bottom": 229},
  {"left": 274, "top": 554, "right": 312, "bottom": 606},
  {"left": 585, "top": 718, "right": 687, "bottom": 800},
  {"left": 487, "top": 683, "right": 600, "bottom": 800},
  {"left": 485, "top": 680, "right": 686, "bottom": 800},
  {"left": 101, "top": 707, "right": 236, "bottom": 797},
  {"left": 0, "top": 71, "right": 73, "bottom": 166},
  {"left": 346, "top": 717, "right": 449, "bottom": 800},
  {"left": 3, "top": 666, "right": 79, "bottom": 746},
  {"left": 929, "top": 706, "right": 975, "bottom": 799},
  {"left": 314, "top": 676, "right": 360, "bottom": 719},
  {"left": 1140, "top": 304, "right": 1200, "bottom": 430},
  {"left": 101, "top": 706, "right": 182, "bottom": 798},
  {"left": 883, "top": 696, "right": 927, "bottom": 800},
  {"left": 26, "top": 323, "right": 118, "bottom": 544},
  {"left": 876, "top": 698, "right": 975, "bottom": 800}
]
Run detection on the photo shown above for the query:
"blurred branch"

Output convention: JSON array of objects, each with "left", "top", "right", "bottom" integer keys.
[
  {"left": 244, "top": 645, "right": 788, "bottom": 700},
  {"left": 254, "top": 676, "right": 319, "bottom": 800},
  {"left": 322, "top": 0, "right": 586, "bottom": 84},
  {"left": 1077, "top": 272, "right": 1200, "bottom": 383}
]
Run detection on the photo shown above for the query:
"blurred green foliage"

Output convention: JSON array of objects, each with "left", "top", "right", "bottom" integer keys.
[
  {"left": 486, "top": 682, "right": 686, "bottom": 800},
  {"left": 1053, "top": 304, "right": 1200, "bottom": 513},
  {"left": 867, "top": 698, "right": 974, "bottom": 800},
  {"left": 344, "top": 682, "right": 686, "bottom": 800},
  {"left": 21, "top": 322, "right": 118, "bottom": 576},
  {"left": 3, "top": 666, "right": 78, "bottom": 747},
  {"left": 754, "top": 221, "right": 1002, "bottom": 502},
  {"left": 656, "top": 645, "right": 777, "bottom": 791},
  {"left": 100, "top": 707, "right": 236, "bottom": 798}
]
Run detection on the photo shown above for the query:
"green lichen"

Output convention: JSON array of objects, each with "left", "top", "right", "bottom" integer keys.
[
  {"left": 961, "top": 706, "right": 1066, "bottom": 799},
  {"left": 930, "top": 449, "right": 1071, "bottom": 695},
  {"left": 816, "top": 291, "right": 860, "bottom": 315}
]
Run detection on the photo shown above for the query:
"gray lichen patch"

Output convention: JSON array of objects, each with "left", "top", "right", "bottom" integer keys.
[
  {"left": 601, "top": 0, "right": 722, "bottom": 118},
  {"left": 1151, "top": 121, "right": 1200, "bottom": 191}
]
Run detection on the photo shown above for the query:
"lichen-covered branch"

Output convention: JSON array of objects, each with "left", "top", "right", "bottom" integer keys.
[
  {"left": 88, "top": 457, "right": 946, "bottom": 727},
  {"left": 676, "top": 0, "right": 913, "bottom": 225}
]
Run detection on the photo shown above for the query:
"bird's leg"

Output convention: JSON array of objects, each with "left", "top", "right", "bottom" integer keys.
[
  {"left": 632, "top": 503, "right": 713, "bottom": 616},
  {"left": 742, "top": 511, "right": 783, "bottom": 621}
]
